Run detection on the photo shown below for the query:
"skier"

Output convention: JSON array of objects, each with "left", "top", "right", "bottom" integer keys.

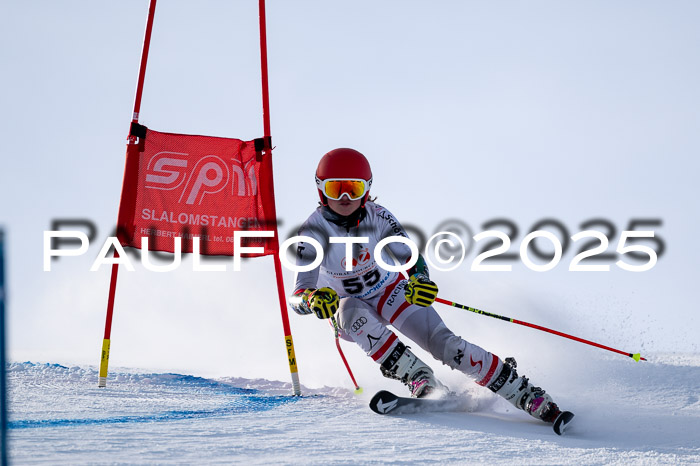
[{"left": 289, "top": 148, "right": 565, "bottom": 426}]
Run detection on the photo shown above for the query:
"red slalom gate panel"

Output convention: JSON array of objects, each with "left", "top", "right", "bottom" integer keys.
[{"left": 116, "top": 127, "right": 277, "bottom": 256}]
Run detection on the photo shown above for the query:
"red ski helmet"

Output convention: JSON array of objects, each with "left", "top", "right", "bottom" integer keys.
[{"left": 315, "top": 148, "right": 373, "bottom": 206}]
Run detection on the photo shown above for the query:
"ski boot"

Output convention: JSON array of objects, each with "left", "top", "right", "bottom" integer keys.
[
  {"left": 380, "top": 342, "right": 448, "bottom": 398},
  {"left": 488, "top": 357, "right": 573, "bottom": 433}
]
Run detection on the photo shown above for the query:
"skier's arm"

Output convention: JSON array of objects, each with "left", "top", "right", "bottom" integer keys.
[
  {"left": 375, "top": 207, "right": 416, "bottom": 268},
  {"left": 386, "top": 247, "right": 438, "bottom": 307},
  {"left": 288, "top": 228, "right": 340, "bottom": 318},
  {"left": 375, "top": 207, "right": 439, "bottom": 307},
  {"left": 289, "top": 287, "right": 339, "bottom": 319},
  {"left": 402, "top": 254, "right": 439, "bottom": 307},
  {"left": 289, "top": 238, "right": 320, "bottom": 315},
  {"left": 407, "top": 254, "right": 429, "bottom": 278}
]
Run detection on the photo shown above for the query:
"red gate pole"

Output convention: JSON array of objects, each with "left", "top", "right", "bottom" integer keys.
[
  {"left": 99, "top": 0, "right": 158, "bottom": 388},
  {"left": 258, "top": 0, "right": 301, "bottom": 395}
]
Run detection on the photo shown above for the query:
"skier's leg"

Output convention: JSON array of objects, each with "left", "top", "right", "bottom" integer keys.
[
  {"left": 397, "top": 306, "right": 563, "bottom": 422},
  {"left": 336, "top": 297, "right": 444, "bottom": 397},
  {"left": 485, "top": 357, "right": 563, "bottom": 423},
  {"left": 336, "top": 297, "right": 393, "bottom": 359},
  {"left": 396, "top": 306, "right": 501, "bottom": 385}
]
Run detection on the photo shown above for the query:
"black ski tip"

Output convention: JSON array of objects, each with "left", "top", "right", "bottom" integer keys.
[
  {"left": 369, "top": 390, "right": 400, "bottom": 415},
  {"left": 553, "top": 411, "right": 575, "bottom": 435}
]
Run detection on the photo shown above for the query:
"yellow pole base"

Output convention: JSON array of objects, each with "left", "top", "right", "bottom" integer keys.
[
  {"left": 98, "top": 338, "right": 110, "bottom": 387},
  {"left": 285, "top": 335, "right": 301, "bottom": 395}
]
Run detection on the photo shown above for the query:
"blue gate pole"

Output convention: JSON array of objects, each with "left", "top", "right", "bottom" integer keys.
[{"left": 1, "top": 228, "right": 7, "bottom": 466}]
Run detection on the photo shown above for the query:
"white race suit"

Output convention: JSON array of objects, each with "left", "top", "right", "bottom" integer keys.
[{"left": 291, "top": 202, "right": 505, "bottom": 387}]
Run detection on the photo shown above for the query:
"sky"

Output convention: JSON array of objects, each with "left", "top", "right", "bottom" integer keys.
[{"left": 1, "top": 1, "right": 699, "bottom": 389}]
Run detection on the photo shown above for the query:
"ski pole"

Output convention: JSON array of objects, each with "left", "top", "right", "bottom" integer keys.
[
  {"left": 435, "top": 297, "right": 646, "bottom": 362},
  {"left": 329, "top": 316, "right": 363, "bottom": 394}
]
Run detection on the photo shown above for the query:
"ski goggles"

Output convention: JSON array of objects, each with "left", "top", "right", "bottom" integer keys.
[{"left": 316, "top": 177, "right": 372, "bottom": 201}]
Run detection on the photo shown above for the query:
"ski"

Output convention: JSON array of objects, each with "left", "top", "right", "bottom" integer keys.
[
  {"left": 369, "top": 390, "right": 575, "bottom": 436},
  {"left": 552, "top": 410, "right": 575, "bottom": 435},
  {"left": 369, "top": 390, "right": 468, "bottom": 415}
]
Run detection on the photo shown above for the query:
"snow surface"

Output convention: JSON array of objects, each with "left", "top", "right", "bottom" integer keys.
[{"left": 6, "top": 354, "right": 700, "bottom": 465}]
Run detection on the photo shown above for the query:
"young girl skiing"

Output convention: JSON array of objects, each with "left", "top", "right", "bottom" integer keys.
[{"left": 289, "top": 148, "right": 569, "bottom": 428}]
